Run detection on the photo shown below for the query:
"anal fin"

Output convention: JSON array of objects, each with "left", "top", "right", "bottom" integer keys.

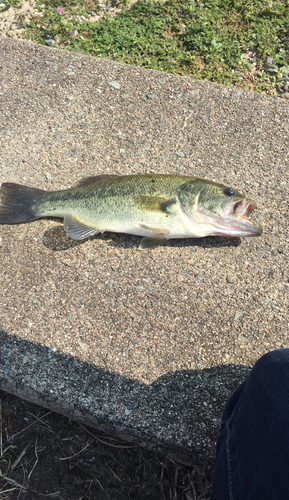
[{"left": 64, "top": 214, "right": 101, "bottom": 240}]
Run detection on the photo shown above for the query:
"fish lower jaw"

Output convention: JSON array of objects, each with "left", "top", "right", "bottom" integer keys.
[{"left": 212, "top": 222, "right": 263, "bottom": 238}]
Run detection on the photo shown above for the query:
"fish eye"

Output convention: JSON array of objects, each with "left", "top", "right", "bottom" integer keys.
[{"left": 224, "top": 187, "right": 235, "bottom": 197}]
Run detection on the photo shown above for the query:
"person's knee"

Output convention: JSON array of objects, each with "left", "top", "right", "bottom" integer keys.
[{"left": 251, "top": 348, "right": 289, "bottom": 385}]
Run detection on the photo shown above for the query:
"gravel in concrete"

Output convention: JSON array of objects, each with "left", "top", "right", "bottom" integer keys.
[{"left": 0, "top": 38, "right": 288, "bottom": 463}]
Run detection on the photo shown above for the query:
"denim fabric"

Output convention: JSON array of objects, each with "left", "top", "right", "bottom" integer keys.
[{"left": 213, "top": 349, "right": 289, "bottom": 500}]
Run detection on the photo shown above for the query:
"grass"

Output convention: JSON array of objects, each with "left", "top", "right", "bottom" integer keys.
[{"left": 23, "top": 0, "right": 289, "bottom": 94}]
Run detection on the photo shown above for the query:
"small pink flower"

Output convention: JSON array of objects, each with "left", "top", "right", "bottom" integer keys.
[{"left": 57, "top": 6, "right": 64, "bottom": 14}]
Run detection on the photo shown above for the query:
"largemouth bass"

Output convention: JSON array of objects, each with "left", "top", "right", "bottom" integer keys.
[{"left": 0, "top": 174, "right": 263, "bottom": 249}]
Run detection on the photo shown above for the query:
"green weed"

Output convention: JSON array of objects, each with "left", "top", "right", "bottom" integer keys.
[{"left": 25, "top": 0, "right": 289, "bottom": 94}]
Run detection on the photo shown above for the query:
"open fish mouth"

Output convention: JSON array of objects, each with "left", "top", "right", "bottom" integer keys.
[
  {"left": 215, "top": 198, "right": 263, "bottom": 237},
  {"left": 225, "top": 199, "right": 256, "bottom": 219}
]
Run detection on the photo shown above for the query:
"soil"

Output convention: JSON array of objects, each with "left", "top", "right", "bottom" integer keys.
[
  {"left": 0, "top": 0, "right": 39, "bottom": 38},
  {"left": 0, "top": 391, "right": 213, "bottom": 500}
]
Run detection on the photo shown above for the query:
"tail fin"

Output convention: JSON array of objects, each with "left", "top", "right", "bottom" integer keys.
[{"left": 0, "top": 183, "right": 44, "bottom": 224}]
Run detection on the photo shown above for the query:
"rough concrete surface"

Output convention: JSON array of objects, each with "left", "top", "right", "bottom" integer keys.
[{"left": 0, "top": 38, "right": 288, "bottom": 464}]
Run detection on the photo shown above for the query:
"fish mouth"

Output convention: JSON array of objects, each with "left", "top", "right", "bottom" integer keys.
[
  {"left": 225, "top": 199, "right": 256, "bottom": 218},
  {"left": 216, "top": 198, "right": 263, "bottom": 237}
]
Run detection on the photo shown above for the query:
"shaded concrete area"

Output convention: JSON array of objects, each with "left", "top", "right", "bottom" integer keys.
[
  {"left": 0, "top": 330, "right": 250, "bottom": 464},
  {"left": 0, "top": 38, "right": 288, "bottom": 463}
]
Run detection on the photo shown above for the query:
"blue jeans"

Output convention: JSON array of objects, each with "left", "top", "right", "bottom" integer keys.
[{"left": 213, "top": 349, "right": 289, "bottom": 500}]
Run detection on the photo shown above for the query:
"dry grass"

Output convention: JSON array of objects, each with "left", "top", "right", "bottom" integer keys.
[{"left": 0, "top": 391, "right": 213, "bottom": 500}]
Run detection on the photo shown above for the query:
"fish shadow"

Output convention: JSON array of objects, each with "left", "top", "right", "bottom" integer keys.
[{"left": 42, "top": 223, "right": 241, "bottom": 252}]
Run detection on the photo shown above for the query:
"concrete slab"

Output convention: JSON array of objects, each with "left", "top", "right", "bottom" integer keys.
[{"left": 0, "top": 38, "right": 288, "bottom": 464}]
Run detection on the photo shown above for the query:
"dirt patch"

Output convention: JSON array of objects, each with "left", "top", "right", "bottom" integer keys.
[
  {"left": 0, "top": 391, "right": 213, "bottom": 500},
  {"left": 0, "top": 1, "right": 41, "bottom": 37}
]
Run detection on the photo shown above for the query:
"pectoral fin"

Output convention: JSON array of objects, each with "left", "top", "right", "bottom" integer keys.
[
  {"left": 64, "top": 215, "right": 100, "bottom": 240},
  {"left": 135, "top": 196, "right": 176, "bottom": 213}
]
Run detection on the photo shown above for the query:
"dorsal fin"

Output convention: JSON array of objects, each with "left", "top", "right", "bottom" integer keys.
[{"left": 75, "top": 175, "right": 119, "bottom": 188}]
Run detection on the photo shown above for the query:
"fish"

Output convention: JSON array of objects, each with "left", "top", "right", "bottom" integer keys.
[{"left": 0, "top": 174, "right": 263, "bottom": 249}]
